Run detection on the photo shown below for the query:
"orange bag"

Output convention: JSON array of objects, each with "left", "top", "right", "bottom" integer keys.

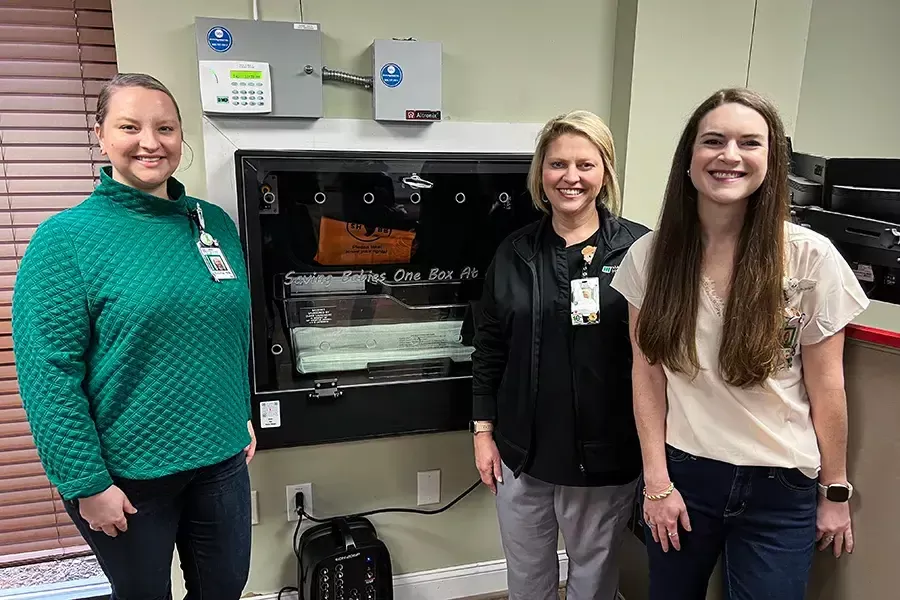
[{"left": 314, "top": 216, "right": 415, "bottom": 266}]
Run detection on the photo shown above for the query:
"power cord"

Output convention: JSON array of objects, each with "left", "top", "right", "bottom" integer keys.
[
  {"left": 278, "top": 585, "right": 299, "bottom": 600},
  {"left": 290, "top": 477, "right": 482, "bottom": 598},
  {"left": 299, "top": 477, "right": 482, "bottom": 524}
]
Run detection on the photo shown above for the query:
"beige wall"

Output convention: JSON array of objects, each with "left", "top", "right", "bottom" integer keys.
[
  {"left": 794, "top": 0, "right": 900, "bottom": 158},
  {"left": 616, "top": 0, "right": 813, "bottom": 228},
  {"left": 108, "top": 0, "right": 900, "bottom": 596}
]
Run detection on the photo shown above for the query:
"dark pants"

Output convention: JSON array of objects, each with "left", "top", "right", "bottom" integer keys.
[
  {"left": 645, "top": 445, "right": 818, "bottom": 600},
  {"left": 65, "top": 450, "right": 251, "bottom": 600}
]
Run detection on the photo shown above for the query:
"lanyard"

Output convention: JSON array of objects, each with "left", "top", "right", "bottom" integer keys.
[
  {"left": 188, "top": 203, "right": 236, "bottom": 282},
  {"left": 578, "top": 231, "right": 601, "bottom": 278},
  {"left": 190, "top": 204, "right": 217, "bottom": 248}
]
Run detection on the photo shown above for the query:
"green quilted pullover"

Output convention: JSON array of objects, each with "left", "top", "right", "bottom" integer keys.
[{"left": 12, "top": 167, "right": 252, "bottom": 501}]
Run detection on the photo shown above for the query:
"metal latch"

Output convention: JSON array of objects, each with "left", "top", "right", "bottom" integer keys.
[{"left": 309, "top": 378, "right": 342, "bottom": 400}]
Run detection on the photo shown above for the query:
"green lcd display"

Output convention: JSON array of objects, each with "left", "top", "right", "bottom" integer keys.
[{"left": 230, "top": 70, "right": 262, "bottom": 80}]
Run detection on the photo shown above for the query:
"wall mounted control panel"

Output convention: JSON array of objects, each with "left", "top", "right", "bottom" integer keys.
[
  {"left": 199, "top": 60, "right": 272, "bottom": 114},
  {"left": 194, "top": 16, "right": 324, "bottom": 118}
]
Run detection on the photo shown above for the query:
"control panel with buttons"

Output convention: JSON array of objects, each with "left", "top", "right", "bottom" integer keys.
[
  {"left": 297, "top": 516, "right": 392, "bottom": 600},
  {"left": 316, "top": 553, "right": 380, "bottom": 600},
  {"left": 199, "top": 59, "right": 272, "bottom": 114}
]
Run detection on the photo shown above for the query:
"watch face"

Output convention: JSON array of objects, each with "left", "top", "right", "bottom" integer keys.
[{"left": 826, "top": 485, "right": 850, "bottom": 502}]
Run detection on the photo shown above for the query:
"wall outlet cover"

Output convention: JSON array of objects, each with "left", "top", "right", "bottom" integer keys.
[{"left": 286, "top": 483, "right": 313, "bottom": 523}]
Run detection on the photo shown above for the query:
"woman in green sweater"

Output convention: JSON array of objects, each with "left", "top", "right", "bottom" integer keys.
[{"left": 11, "top": 73, "right": 255, "bottom": 598}]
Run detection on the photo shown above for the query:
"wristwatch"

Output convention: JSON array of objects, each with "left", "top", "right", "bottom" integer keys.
[
  {"left": 469, "top": 420, "right": 494, "bottom": 434},
  {"left": 818, "top": 482, "right": 853, "bottom": 502}
]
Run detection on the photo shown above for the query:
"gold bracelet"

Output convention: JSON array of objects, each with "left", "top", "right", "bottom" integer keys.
[{"left": 643, "top": 482, "right": 675, "bottom": 500}]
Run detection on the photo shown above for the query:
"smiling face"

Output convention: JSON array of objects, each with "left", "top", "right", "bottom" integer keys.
[
  {"left": 689, "top": 102, "right": 769, "bottom": 208},
  {"left": 94, "top": 86, "right": 183, "bottom": 199},
  {"left": 541, "top": 132, "right": 606, "bottom": 219}
]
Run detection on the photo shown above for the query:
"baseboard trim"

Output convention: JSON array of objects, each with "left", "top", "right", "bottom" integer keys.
[
  {"left": 0, "top": 575, "right": 110, "bottom": 600},
  {"left": 0, "top": 552, "right": 626, "bottom": 600},
  {"left": 254, "top": 551, "right": 625, "bottom": 600}
]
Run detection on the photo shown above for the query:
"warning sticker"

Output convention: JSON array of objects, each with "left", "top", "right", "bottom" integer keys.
[
  {"left": 260, "top": 400, "right": 281, "bottom": 429},
  {"left": 853, "top": 263, "right": 875, "bottom": 282}
]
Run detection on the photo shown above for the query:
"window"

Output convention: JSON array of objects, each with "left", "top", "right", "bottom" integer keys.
[{"left": 0, "top": 0, "right": 116, "bottom": 567}]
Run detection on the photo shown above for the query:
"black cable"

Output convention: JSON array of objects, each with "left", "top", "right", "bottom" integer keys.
[
  {"left": 278, "top": 585, "right": 299, "bottom": 600},
  {"left": 297, "top": 478, "right": 482, "bottom": 523}
]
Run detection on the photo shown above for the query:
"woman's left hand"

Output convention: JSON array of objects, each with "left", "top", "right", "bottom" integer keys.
[
  {"left": 244, "top": 420, "right": 257, "bottom": 464},
  {"left": 817, "top": 499, "right": 853, "bottom": 557}
]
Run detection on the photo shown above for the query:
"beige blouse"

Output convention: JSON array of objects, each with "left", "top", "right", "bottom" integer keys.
[{"left": 610, "top": 223, "right": 870, "bottom": 476}]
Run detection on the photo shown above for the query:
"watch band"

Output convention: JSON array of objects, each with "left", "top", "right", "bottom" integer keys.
[
  {"left": 818, "top": 482, "right": 853, "bottom": 502},
  {"left": 470, "top": 420, "right": 494, "bottom": 434}
]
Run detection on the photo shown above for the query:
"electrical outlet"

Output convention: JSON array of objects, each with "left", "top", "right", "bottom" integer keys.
[
  {"left": 250, "top": 490, "right": 259, "bottom": 525},
  {"left": 417, "top": 470, "right": 441, "bottom": 506},
  {"left": 285, "top": 483, "right": 313, "bottom": 522}
]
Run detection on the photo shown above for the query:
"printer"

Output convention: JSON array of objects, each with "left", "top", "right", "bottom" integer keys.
[{"left": 789, "top": 151, "right": 900, "bottom": 305}]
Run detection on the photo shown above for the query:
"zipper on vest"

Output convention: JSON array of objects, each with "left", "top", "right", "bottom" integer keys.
[{"left": 570, "top": 324, "right": 587, "bottom": 475}]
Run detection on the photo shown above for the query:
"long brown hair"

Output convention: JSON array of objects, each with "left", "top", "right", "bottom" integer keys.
[{"left": 636, "top": 88, "right": 790, "bottom": 388}]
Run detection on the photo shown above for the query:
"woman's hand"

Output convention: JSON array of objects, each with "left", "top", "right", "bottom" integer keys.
[
  {"left": 79, "top": 485, "right": 137, "bottom": 538},
  {"left": 473, "top": 433, "right": 503, "bottom": 494},
  {"left": 244, "top": 420, "right": 257, "bottom": 464},
  {"left": 644, "top": 488, "right": 691, "bottom": 552},
  {"left": 817, "top": 499, "right": 853, "bottom": 557}
]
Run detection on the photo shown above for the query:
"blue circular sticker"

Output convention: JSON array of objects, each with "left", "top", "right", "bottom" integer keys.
[
  {"left": 380, "top": 63, "right": 403, "bottom": 88},
  {"left": 207, "top": 26, "right": 233, "bottom": 53}
]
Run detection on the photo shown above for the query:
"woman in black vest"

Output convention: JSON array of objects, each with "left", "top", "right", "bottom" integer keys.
[{"left": 470, "top": 110, "right": 648, "bottom": 600}]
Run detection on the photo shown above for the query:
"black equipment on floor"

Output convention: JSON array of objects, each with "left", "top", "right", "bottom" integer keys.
[{"left": 296, "top": 517, "right": 393, "bottom": 600}]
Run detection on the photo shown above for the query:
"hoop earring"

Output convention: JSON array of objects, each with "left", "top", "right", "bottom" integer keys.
[{"left": 175, "top": 139, "right": 195, "bottom": 173}]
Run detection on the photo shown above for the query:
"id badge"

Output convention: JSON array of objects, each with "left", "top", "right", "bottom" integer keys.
[
  {"left": 198, "top": 243, "right": 236, "bottom": 281},
  {"left": 571, "top": 277, "right": 601, "bottom": 325}
]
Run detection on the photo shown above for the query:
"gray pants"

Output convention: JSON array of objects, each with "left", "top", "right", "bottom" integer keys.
[{"left": 496, "top": 462, "right": 637, "bottom": 600}]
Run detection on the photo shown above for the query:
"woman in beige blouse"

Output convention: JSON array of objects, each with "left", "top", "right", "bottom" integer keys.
[{"left": 611, "top": 88, "right": 868, "bottom": 600}]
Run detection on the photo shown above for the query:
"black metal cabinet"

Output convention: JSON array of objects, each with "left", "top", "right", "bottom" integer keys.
[{"left": 234, "top": 150, "right": 540, "bottom": 449}]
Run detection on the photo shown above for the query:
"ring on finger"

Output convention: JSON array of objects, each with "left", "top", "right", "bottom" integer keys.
[{"left": 667, "top": 531, "right": 677, "bottom": 537}]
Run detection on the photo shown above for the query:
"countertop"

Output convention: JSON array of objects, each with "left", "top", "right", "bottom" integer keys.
[{"left": 847, "top": 299, "right": 900, "bottom": 349}]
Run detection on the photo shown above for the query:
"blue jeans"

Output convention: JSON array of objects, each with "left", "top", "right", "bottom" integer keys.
[
  {"left": 644, "top": 445, "right": 818, "bottom": 600},
  {"left": 65, "top": 450, "right": 251, "bottom": 600}
]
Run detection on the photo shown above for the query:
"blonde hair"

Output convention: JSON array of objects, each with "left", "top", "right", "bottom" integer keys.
[{"left": 526, "top": 110, "right": 622, "bottom": 216}]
